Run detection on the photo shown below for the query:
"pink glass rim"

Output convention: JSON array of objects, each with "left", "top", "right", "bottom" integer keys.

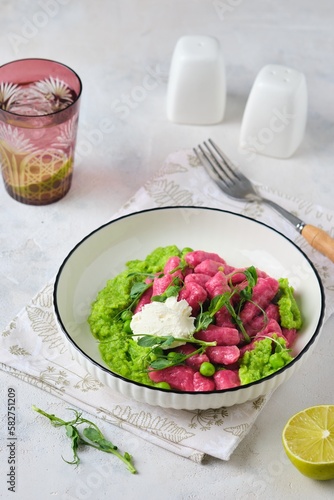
[{"left": 0, "top": 57, "right": 82, "bottom": 118}]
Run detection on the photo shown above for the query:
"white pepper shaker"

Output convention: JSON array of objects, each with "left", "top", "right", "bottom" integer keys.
[
  {"left": 167, "top": 35, "right": 226, "bottom": 125},
  {"left": 239, "top": 64, "right": 308, "bottom": 158}
]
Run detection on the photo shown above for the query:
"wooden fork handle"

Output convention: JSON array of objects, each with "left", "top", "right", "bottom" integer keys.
[{"left": 301, "top": 224, "right": 334, "bottom": 262}]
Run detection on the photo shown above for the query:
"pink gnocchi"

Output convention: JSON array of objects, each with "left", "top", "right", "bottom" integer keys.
[{"left": 144, "top": 249, "right": 300, "bottom": 393}]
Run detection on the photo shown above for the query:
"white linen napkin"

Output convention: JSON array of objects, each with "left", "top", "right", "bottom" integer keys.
[{"left": 1, "top": 149, "right": 334, "bottom": 463}]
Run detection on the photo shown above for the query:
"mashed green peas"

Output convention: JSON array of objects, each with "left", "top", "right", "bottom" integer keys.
[
  {"left": 88, "top": 245, "right": 183, "bottom": 385},
  {"left": 239, "top": 335, "right": 293, "bottom": 385}
]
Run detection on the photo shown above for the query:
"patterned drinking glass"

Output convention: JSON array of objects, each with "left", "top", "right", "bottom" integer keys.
[{"left": 0, "top": 58, "right": 82, "bottom": 205}]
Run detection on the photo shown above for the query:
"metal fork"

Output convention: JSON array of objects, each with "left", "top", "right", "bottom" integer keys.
[{"left": 194, "top": 138, "right": 334, "bottom": 262}]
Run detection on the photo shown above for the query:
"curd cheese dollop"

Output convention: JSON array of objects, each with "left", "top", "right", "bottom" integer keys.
[{"left": 130, "top": 296, "right": 196, "bottom": 348}]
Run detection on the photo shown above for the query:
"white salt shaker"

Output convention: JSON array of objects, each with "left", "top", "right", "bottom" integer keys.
[
  {"left": 239, "top": 64, "right": 308, "bottom": 158},
  {"left": 166, "top": 35, "right": 226, "bottom": 125}
]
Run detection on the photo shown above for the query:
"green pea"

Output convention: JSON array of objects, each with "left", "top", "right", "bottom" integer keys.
[
  {"left": 269, "top": 353, "right": 285, "bottom": 369},
  {"left": 155, "top": 382, "right": 171, "bottom": 390},
  {"left": 199, "top": 361, "right": 215, "bottom": 377},
  {"left": 167, "top": 351, "right": 179, "bottom": 360},
  {"left": 121, "top": 310, "right": 133, "bottom": 322},
  {"left": 123, "top": 319, "right": 133, "bottom": 334}
]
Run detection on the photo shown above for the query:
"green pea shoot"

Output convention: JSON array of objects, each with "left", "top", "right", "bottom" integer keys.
[{"left": 32, "top": 406, "right": 137, "bottom": 474}]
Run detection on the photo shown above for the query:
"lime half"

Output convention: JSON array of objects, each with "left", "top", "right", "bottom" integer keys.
[{"left": 282, "top": 405, "right": 334, "bottom": 480}]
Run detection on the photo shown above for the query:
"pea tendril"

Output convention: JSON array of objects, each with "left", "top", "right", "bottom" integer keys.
[
  {"left": 134, "top": 333, "right": 216, "bottom": 370},
  {"left": 195, "top": 266, "right": 258, "bottom": 343},
  {"left": 32, "top": 406, "right": 137, "bottom": 474}
]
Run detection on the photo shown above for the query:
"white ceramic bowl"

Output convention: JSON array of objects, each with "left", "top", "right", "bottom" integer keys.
[{"left": 54, "top": 207, "right": 325, "bottom": 410}]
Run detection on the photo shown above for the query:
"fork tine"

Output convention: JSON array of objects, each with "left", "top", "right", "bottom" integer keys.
[
  {"left": 207, "top": 139, "right": 242, "bottom": 182},
  {"left": 195, "top": 139, "right": 242, "bottom": 187},
  {"left": 193, "top": 144, "right": 229, "bottom": 187}
]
